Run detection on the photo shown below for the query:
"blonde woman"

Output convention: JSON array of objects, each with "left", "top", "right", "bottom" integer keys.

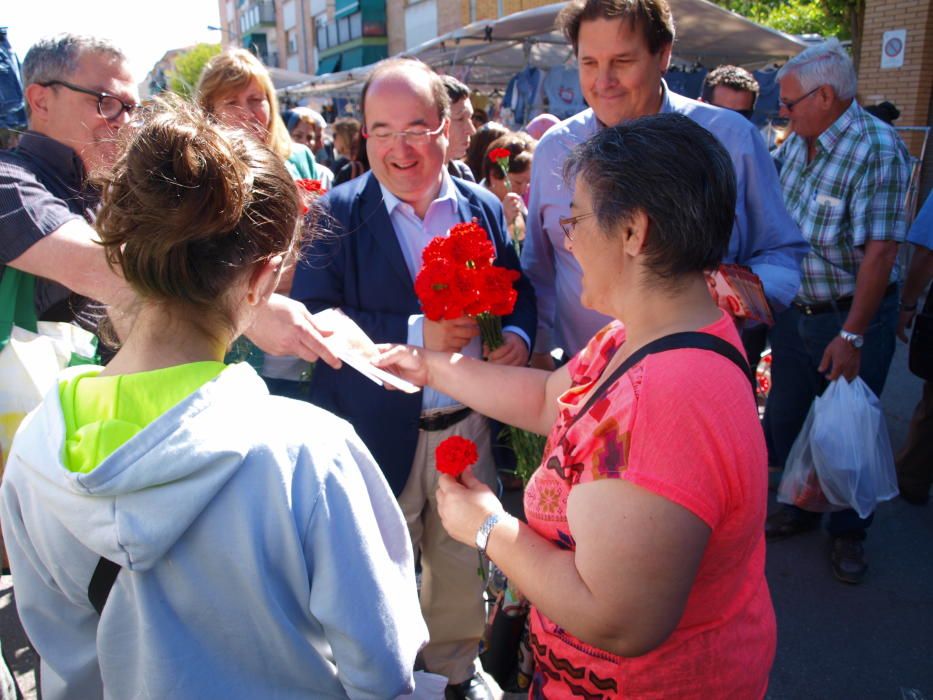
[
  {"left": 196, "top": 49, "right": 319, "bottom": 398},
  {"left": 196, "top": 48, "right": 319, "bottom": 181}
]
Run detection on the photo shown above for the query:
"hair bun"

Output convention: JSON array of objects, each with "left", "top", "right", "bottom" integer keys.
[
  {"left": 95, "top": 96, "right": 301, "bottom": 313},
  {"left": 126, "top": 104, "right": 252, "bottom": 241}
]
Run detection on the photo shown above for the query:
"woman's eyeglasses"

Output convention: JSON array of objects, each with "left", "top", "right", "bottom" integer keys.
[
  {"left": 559, "top": 212, "right": 595, "bottom": 240},
  {"left": 39, "top": 79, "right": 139, "bottom": 121}
]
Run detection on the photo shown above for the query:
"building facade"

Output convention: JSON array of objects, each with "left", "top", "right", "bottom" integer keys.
[
  {"left": 217, "top": 0, "right": 391, "bottom": 75},
  {"left": 216, "top": 0, "right": 555, "bottom": 75},
  {"left": 857, "top": 0, "right": 933, "bottom": 203}
]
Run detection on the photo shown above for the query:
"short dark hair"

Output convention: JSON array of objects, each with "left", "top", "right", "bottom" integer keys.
[
  {"left": 360, "top": 57, "right": 450, "bottom": 128},
  {"left": 564, "top": 113, "right": 735, "bottom": 285},
  {"left": 482, "top": 132, "right": 536, "bottom": 182},
  {"left": 557, "top": 0, "right": 675, "bottom": 56},
  {"left": 440, "top": 74, "right": 470, "bottom": 103},
  {"left": 701, "top": 65, "right": 760, "bottom": 105}
]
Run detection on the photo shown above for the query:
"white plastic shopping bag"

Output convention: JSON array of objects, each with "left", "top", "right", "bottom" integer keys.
[
  {"left": 778, "top": 377, "right": 898, "bottom": 518},
  {"left": 0, "top": 270, "right": 98, "bottom": 470}
]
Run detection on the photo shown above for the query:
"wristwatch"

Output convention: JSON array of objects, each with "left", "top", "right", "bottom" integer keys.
[
  {"left": 839, "top": 329, "right": 864, "bottom": 349},
  {"left": 475, "top": 512, "right": 505, "bottom": 556}
]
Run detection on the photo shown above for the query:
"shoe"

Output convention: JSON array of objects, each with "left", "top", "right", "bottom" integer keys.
[
  {"left": 765, "top": 508, "right": 819, "bottom": 541},
  {"left": 831, "top": 537, "right": 867, "bottom": 584},
  {"left": 445, "top": 671, "right": 494, "bottom": 700}
]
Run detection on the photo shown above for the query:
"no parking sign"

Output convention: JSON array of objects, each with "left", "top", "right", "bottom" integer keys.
[{"left": 881, "top": 29, "right": 906, "bottom": 69}]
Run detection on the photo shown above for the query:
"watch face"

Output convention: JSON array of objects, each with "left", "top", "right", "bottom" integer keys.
[{"left": 842, "top": 331, "right": 864, "bottom": 348}]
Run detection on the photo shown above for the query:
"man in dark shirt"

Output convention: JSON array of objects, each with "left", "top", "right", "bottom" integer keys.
[
  {"left": 0, "top": 34, "right": 136, "bottom": 321},
  {"left": 1, "top": 34, "right": 338, "bottom": 365}
]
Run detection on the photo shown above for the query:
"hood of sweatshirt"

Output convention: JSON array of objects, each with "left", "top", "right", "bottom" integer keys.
[{"left": 9, "top": 362, "right": 272, "bottom": 571}]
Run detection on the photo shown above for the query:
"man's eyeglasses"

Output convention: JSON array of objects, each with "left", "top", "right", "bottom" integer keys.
[
  {"left": 559, "top": 212, "right": 595, "bottom": 240},
  {"left": 38, "top": 80, "right": 139, "bottom": 121},
  {"left": 779, "top": 86, "right": 821, "bottom": 113},
  {"left": 362, "top": 120, "right": 446, "bottom": 145}
]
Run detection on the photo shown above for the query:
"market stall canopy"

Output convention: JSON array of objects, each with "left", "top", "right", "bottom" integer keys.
[{"left": 280, "top": 0, "right": 807, "bottom": 98}]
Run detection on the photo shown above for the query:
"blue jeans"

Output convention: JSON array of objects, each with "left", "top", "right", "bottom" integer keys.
[{"left": 764, "top": 291, "right": 898, "bottom": 538}]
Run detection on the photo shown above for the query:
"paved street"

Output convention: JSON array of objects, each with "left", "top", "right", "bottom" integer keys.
[{"left": 2, "top": 340, "right": 930, "bottom": 699}]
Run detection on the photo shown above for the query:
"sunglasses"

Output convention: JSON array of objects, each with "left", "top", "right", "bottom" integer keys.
[{"left": 779, "top": 86, "right": 821, "bottom": 113}]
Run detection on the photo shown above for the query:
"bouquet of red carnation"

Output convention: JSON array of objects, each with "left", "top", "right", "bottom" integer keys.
[
  {"left": 295, "top": 179, "right": 326, "bottom": 215},
  {"left": 436, "top": 435, "right": 478, "bottom": 477},
  {"left": 414, "top": 221, "right": 520, "bottom": 351}
]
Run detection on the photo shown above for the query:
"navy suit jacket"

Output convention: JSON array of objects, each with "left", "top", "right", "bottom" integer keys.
[{"left": 292, "top": 172, "right": 537, "bottom": 495}]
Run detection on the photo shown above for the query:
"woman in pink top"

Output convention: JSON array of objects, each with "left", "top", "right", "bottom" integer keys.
[{"left": 377, "top": 112, "right": 776, "bottom": 698}]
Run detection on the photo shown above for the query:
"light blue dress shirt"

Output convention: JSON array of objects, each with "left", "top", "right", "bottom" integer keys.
[
  {"left": 521, "top": 81, "right": 809, "bottom": 357},
  {"left": 908, "top": 192, "right": 933, "bottom": 251},
  {"left": 380, "top": 174, "right": 529, "bottom": 411}
]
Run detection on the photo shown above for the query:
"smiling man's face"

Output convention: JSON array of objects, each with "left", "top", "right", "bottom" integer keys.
[{"left": 364, "top": 69, "right": 449, "bottom": 217}]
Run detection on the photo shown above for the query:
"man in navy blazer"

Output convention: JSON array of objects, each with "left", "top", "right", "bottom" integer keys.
[{"left": 291, "top": 58, "right": 535, "bottom": 700}]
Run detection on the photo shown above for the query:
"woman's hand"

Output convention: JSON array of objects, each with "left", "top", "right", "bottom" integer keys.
[
  {"left": 503, "top": 192, "right": 527, "bottom": 224},
  {"left": 436, "top": 468, "right": 504, "bottom": 546},
  {"left": 374, "top": 344, "right": 430, "bottom": 387}
]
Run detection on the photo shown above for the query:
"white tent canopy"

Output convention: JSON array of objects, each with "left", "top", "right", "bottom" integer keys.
[{"left": 281, "top": 0, "right": 806, "bottom": 98}]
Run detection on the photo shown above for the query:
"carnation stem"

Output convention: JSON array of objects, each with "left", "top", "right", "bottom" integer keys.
[{"left": 477, "top": 312, "right": 504, "bottom": 351}]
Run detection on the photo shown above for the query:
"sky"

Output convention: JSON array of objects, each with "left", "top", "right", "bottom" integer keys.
[{"left": 4, "top": 0, "right": 223, "bottom": 84}]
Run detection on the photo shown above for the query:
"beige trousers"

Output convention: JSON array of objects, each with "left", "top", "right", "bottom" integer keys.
[{"left": 397, "top": 410, "right": 497, "bottom": 685}]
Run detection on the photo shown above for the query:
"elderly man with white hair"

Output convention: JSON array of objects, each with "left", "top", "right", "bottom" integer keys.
[{"left": 764, "top": 39, "right": 911, "bottom": 584}]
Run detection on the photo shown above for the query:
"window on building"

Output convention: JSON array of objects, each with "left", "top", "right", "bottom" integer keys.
[
  {"left": 287, "top": 29, "right": 298, "bottom": 55},
  {"left": 315, "top": 14, "right": 328, "bottom": 50},
  {"left": 337, "top": 16, "right": 350, "bottom": 42},
  {"left": 349, "top": 12, "right": 362, "bottom": 40}
]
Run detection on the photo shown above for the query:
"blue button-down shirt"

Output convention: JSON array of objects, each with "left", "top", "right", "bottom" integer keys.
[
  {"left": 380, "top": 174, "right": 529, "bottom": 410},
  {"left": 909, "top": 192, "right": 933, "bottom": 251},
  {"left": 521, "top": 81, "right": 809, "bottom": 357}
]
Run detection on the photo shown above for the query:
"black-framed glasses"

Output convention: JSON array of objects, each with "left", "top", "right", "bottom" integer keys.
[
  {"left": 362, "top": 120, "right": 447, "bottom": 145},
  {"left": 779, "top": 86, "right": 821, "bottom": 113},
  {"left": 38, "top": 79, "right": 139, "bottom": 121},
  {"left": 559, "top": 212, "right": 595, "bottom": 240}
]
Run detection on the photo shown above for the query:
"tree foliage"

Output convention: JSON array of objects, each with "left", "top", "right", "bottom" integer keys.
[
  {"left": 711, "top": 0, "right": 865, "bottom": 65},
  {"left": 168, "top": 43, "right": 222, "bottom": 99}
]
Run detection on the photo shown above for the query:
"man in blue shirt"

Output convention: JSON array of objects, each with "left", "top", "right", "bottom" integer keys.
[
  {"left": 521, "top": 0, "right": 808, "bottom": 367},
  {"left": 896, "top": 192, "right": 933, "bottom": 505}
]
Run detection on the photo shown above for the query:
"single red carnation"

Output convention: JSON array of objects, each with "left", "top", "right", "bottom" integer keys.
[
  {"left": 295, "top": 179, "right": 325, "bottom": 194},
  {"left": 475, "top": 266, "right": 520, "bottom": 316},
  {"left": 488, "top": 147, "right": 511, "bottom": 163},
  {"left": 295, "top": 179, "right": 326, "bottom": 215},
  {"left": 445, "top": 225, "right": 495, "bottom": 269},
  {"left": 415, "top": 259, "right": 468, "bottom": 321},
  {"left": 421, "top": 235, "right": 452, "bottom": 265},
  {"left": 435, "top": 435, "right": 479, "bottom": 477}
]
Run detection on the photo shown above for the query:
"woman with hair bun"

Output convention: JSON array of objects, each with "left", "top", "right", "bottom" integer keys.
[{"left": 0, "top": 100, "right": 427, "bottom": 700}]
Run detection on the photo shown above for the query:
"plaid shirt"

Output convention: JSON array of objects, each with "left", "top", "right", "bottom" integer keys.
[{"left": 775, "top": 101, "right": 910, "bottom": 303}]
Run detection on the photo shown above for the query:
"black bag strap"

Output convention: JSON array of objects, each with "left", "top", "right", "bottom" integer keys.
[
  {"left": 88, "top": 557, "right": 121, "bottom": 616},
  {"left": 563, "top": 331, "right": 753, "bottom": 438}
]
